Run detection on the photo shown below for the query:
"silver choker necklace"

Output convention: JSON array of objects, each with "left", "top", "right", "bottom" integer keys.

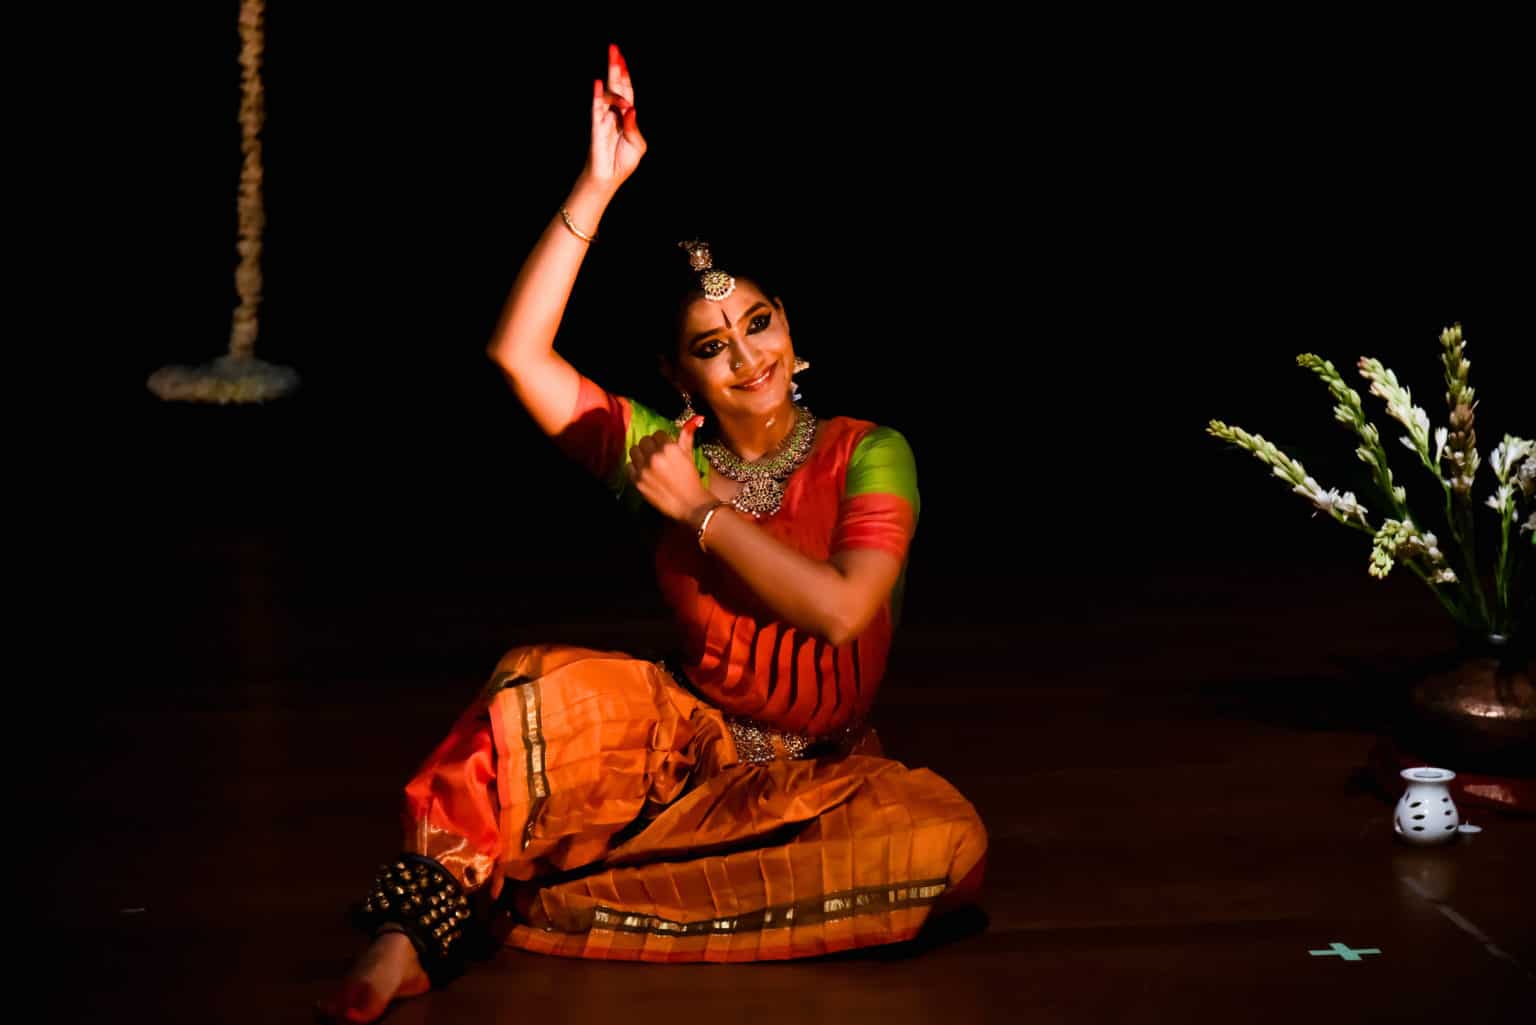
[{"left": 702, "top": 403, "right": 818, "bottom": 518}]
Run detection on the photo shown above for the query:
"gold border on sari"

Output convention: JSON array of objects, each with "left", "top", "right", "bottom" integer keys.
[
  {"left": 541, "top": 876, "right": 950, "bottom": 937},
  {"left": 513, "top": 679, "right": 549, "bottom": 852}
]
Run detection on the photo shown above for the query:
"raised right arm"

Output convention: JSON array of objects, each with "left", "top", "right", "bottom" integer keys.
[
  {"left": 483, "top": 173, "right": 616, "bottom": 441},
  {"left": 486, "top": 44, "right": 645, "bottom": 442}
]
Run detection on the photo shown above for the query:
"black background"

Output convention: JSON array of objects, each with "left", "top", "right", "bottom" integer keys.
[{"left": 75, "top": 9, "right": 1532, "bottom": 642}]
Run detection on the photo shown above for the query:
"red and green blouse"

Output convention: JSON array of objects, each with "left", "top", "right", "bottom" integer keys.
[{"left": 553, "top": 372, "right": 919, "bottom": 737}]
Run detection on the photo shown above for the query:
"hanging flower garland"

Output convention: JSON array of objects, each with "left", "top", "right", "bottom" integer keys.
[{"left": 148, "top": 0, "right": 299, "bottom": 404}]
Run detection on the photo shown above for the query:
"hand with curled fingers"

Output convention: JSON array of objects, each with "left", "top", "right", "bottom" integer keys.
[
  {"left": 626, "top": 415, "right": 718, "bottom": 527},
  {"left": 585, "top": 43, "right": 647, "bottom": 193}
]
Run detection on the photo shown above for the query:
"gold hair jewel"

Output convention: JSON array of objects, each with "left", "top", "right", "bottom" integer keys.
[{"left": 677, "top": 239, "right": 735, "bottom": 302}]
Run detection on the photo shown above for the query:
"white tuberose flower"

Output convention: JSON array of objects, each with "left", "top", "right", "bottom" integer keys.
[
  {"left": 1293, "top": 478, "right": 1368, "bottom": 524},
  {"left": 1491, "top": 436, "right": 1534, "bottom": 482},
  {"left": 1331, "top": 490, "right": 1368, "bottom": 522}
]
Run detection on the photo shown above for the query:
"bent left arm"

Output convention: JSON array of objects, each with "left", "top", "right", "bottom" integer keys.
[
  {"left": 689, "top": 509, "right": 905, "bottom": 645},
  {"left": 628, "top": 419, "right": 919, "bottom": 646}
]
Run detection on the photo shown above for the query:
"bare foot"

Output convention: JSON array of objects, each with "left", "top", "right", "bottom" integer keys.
[{"left": 315, "top": 931, "right": 431, "bottom": 1024}]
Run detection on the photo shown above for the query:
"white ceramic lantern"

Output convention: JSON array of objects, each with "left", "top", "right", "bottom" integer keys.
[{"left": 1393, "top": 767, "right": 1461, "bottom": 845}]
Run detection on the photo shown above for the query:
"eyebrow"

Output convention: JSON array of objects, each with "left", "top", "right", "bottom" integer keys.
[{"left": 688, "top": 302, "right": 771, "bottom": 348}]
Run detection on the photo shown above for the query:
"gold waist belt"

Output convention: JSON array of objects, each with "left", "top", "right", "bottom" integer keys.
[
  {"left": 650, "top": 655, "right": 866, "bottom": 765},
  {"left": 723, "top": 714, "right": 866, "bottom": 765}
]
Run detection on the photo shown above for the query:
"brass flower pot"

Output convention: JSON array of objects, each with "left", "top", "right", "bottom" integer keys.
[{"left": 1401, "top": 633, "right": 1536, "bottom": 777}]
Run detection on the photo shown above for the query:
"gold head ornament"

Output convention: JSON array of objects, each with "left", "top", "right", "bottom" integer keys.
[{"left": 677, "top": 238, "right": 736, "bottom": 302}]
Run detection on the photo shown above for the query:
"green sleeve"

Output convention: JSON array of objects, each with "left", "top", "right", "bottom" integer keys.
[
  {"left": 846, "top": 426, "right": 920, "bottom": 527},
  {"left": 845, "top": 426, "right": 920, "bottom": 628},
  {"left": 607, "top": 396, "right": 711, "bottom": 517}
]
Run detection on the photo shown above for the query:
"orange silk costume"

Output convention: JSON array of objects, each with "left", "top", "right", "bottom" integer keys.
[{"left": 399, "top": 374, "right": 989, "bottom": 962}]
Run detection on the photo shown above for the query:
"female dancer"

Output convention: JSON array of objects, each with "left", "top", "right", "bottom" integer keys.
[{"left": 318, "top": 42, "right": 988, "bottom": 1024}]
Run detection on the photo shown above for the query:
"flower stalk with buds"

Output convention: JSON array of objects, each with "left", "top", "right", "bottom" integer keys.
[{"left": 1209, "top": 324, "right": 1531, "bottom": 640}]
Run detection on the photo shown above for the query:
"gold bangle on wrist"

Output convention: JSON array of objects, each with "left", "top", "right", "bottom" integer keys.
[
  {"left": 559, "top": 207, "right": 597, "bottom": 242},
  {"left": 696, "top": 501, "right": 728, "bottom": 552}
]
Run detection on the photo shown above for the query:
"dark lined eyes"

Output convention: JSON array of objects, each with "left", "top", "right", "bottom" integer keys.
[{"left": 694, "top": 313, "right": 772, "bottom": 358}]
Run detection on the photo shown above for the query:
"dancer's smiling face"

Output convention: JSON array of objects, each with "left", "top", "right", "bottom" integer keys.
[{"left": 666, "top": 279, "right": 795, "bottom": 421}]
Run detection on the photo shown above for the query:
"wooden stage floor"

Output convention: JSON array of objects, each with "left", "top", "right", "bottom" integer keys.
[{"left": 56, "top": 531, "right": 1535, "bottom": 1024}]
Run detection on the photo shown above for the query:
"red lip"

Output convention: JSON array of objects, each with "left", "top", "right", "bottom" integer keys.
[{"left": 733, "top": 363, "right": 777, "bottom": 390}]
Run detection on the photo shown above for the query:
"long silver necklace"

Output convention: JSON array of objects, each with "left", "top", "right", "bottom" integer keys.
[{"left": 702, "top": 403, "right": 818, "bottom": 518}]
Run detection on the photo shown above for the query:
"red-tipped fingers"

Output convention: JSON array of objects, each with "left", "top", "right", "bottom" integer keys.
[
  {"left": 593, "top": 81, "right": 631, "bottom": 114},
  {"left": 610, "top": 43, "right": 630, "bottom": 75},
  {"left": 608, "top": 43, "right": 635, "bottom": 105},
  {"left": 677, "top": 414, "right": 705, "bottom": 450}
]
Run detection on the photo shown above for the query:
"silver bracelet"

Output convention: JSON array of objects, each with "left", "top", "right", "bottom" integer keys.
[{"left": 696, "top": 501, "right": 728, "bottom": 552}]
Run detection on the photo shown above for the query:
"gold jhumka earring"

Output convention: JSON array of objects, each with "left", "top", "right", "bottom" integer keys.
[{"left": 673, "top": 390, "right": 697, "bottom": 429}]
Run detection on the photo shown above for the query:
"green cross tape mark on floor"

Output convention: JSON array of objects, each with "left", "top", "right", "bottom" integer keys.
[{"left": 1309, "top": 942, "right": 1381, "bottom": 961}]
